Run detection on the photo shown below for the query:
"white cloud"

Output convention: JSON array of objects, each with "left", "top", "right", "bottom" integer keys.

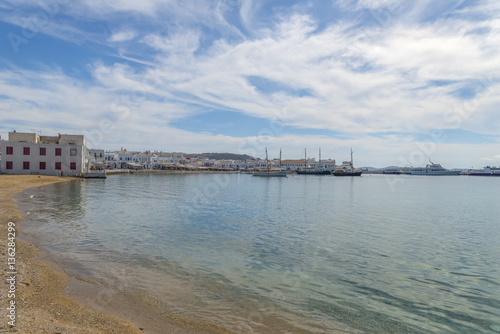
[
  {"left": 2, "top": 1, "right": 500, "bottom": 167},
  {"left": 481, "top": 154, "right": 500, "bottom": 161},
  {"left": 109, "top": 29, "right": 137, "bottom": 42}
]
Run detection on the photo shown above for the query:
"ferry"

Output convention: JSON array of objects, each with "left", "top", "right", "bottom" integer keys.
[
  {"left": 401, "top": 161, "right": 460, "bottom": 175},
  {"left": 468, "top": 166, "right": 500, "bottom": 176}
]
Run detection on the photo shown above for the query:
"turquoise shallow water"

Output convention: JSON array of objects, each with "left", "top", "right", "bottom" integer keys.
[{"left": 17, "top": 173, "right": 500, "bottom": 333}]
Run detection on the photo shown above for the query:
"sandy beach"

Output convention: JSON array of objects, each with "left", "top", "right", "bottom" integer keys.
[{"left": 0, "top": 175, "right": 229, "bottom": 334}]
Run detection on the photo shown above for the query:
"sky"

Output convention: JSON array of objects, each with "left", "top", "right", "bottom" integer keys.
[{"left": 0, "top": 0, "right": 499, "bottom": 168}]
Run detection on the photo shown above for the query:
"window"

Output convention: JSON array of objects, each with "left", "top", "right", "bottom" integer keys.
[
  {"left": 70, "top": 148, "right": 77, "bottom": 156},
  {"left": 6, "top": 146, "right": 13, "bottom": 155},
  {"left": 55, "top": 162, "right": 61, "bottom": 170},
  {"left": 70, "top": 162, "right": 76, "bottom": 170},
  {"left": 40, "top": 147, "right": 46, "bottom": 156},
  {"left": 23, "top": 147, "right": 30, "bottom": 155},
  {"left": 55, "top": 148, "right": 62, "bottom": 156},
  {"left": 6, "top": 161, "right": 13, "bottom": 170},
  {"left": 23, "top": 161, "right": 30, "bottom": 170},
  {"left": 39, "top": 162, "right": 46, "bottom": 170}
]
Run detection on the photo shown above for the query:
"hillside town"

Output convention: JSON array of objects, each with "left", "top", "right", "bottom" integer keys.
[{"left": 0, "top": 131, "right": 336, "bottom": 176}]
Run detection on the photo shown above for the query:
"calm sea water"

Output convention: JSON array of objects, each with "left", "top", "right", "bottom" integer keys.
[{"left": 17, "top": 174, "right": 500, "bottom": 333}]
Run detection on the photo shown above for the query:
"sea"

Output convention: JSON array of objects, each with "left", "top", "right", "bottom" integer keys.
[{"left": 16, "top": 173, "right": 500, "bottom": 333}]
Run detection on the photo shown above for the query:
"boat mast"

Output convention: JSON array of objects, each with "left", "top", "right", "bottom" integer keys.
[
  {"left": 319, "top": 148, "right": 321, "bottom": 168},
  {"left": 279, "top": 148, "right": 282, "bottom": 169},
  {"left": 304, "top": 148, "right": 307, "bottom": 169},
  {"left": 266, "top": 147, "right": 269, "bottom": 172},
  {"left": 350, "top": 148, "right": 353, "bottom": 167}
]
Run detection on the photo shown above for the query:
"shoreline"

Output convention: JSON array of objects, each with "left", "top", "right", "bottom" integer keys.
[{"left": 0, "top": 175, "right": 227, "bottom": 333}]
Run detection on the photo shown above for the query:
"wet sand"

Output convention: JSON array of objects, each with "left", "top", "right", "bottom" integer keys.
[{"left": 0, "top": 175, "right": 229, "bottom": 334}]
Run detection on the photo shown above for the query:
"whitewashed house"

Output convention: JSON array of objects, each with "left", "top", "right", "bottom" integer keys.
[
  {"left": 87, "top": 148, "right": 105, "bottom": 170},
  {"left": 214, "top": 159, "right": 237, "bottom": 170},
  {"left": 201, "top": 158, "right": 216, "bottom": 167},
  {"left": 0, "top": 131, "right": 85, "bottom": 176},
  {"left": 132, "top": 153, "right": 152, "bottom": 169},
  {"left": 104, "top": 152, "right": 119, "bottom": 169}
]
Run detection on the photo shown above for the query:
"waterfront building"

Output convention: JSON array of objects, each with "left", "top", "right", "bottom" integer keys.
[
  {"left": 87, "top": 149, "right": 105, "bottom": 170},
  {"left": 214, "top": 159, "right": 238, "bottom": 170},
  {"left": 104, "top": 152, "right": 119, "bottom": 169},
  {"left": 0, "top": 131, "right": 85, "bottom": 176},
  {"left": 132, "top": 153, "right": 152, "bottom": 169},
  {"left": 280, "top": 159, "right": 335, "bottom": 171}
]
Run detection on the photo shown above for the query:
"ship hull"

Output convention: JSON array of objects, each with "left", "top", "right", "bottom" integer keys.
[
  {"left": 404, "top": 171, "right": 460, "bottom": 175},
  {"left": 296, "top": 170, "right": 332, "bottom": 175},
  {"left": 333, "top": 172, "right": 362, "bottom": 176},
  {"left": 252, "top": 171, "right": 288, "bottom": 177}
]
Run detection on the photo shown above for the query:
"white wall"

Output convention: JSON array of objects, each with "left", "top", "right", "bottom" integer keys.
[{"left": 1, "top": 141, "right": 85, "bottom": 176}]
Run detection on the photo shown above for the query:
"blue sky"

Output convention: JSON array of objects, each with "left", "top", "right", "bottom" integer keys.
[{"left": 1, "top": 0, "right": 499, "bottom": 167}]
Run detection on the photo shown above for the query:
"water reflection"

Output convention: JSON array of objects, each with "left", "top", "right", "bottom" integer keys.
[{"left": 15, "top": 174, "right": 500, "bottom": 334}]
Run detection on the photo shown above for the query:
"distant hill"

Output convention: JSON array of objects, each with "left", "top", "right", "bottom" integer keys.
[{"left": 188, "top": 153, "right": 254, "bottom": 161}]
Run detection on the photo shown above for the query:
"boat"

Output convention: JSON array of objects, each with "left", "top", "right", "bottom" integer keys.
[
  {"left": 296, "top": 148, "right": 332, "bottom": 175},
  {"left": 252, "top": 148, "right": 287, "bottom": 177},
  {"left": 333, "top": 148, "right": 362, "bottom": 176},
  {"left": 383, "top": 168, "right": 402, "bottom": 174},
  {"left": 401, "top": 160, "right": 460, "bottom": 175},
  {"left": 468, "top": 166, "right": 500, "bottom": 176}
]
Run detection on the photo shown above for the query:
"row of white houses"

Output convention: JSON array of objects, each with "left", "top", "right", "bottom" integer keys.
[
  {"left": 0, "top": 131, "right": 337, "bottom": 176},
  {"left": 93, "top": 151, "right": 336, "bottom": 171}
]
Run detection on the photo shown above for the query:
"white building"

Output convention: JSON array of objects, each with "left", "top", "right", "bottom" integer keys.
[
  {"left": 152, "top": 152, "right": 188, "bottom": 169},
  {"left": 0, "top": 131, "right": 85, "bottom": 176},
  {"left": 200, "top": 158, "right": 216, "bottom": 167},
  {"left": 213, "top": 159, "right": 238, "bottom": 170},
  {"left": 104, "top": 152, "right": 119, "bottom": 169},
  {"left": 281, "top": 159, "right": 335, "bottom": 171},
  {"left": 87, "top": 148, "right": 105, "bottom": 170},
  {"left": 132, "top": 153, "right": 152, "bottom": 169}
]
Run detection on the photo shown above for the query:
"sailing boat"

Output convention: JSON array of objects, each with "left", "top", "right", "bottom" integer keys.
[
  {"left": 252, "top": 148, "right": 287, "bottom": 177},
  {"left": 296, "top": 148, "right": 332, "bottom": 175},
  {"left": 333, "top": 148, "right": 362, "bottom": 176}
]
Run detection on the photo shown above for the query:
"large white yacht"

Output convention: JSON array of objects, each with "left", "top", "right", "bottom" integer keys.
[{"left": 402, "top": 161, "right": 460, "bottom": 175}]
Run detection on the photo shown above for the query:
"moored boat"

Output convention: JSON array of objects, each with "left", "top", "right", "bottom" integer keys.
[
  {"left": 252, "top": 170, "right": 288, "bottom": 177},
  {"left": 333, "top": 148, "right": 362, "bottom": 176},
  {"left": 468, "top": 166, "right": 500, "bottom": 176},
  {"left": 252, "top": 148, "right": 287, "bottom": 177},
  {"left": 383, "top": 168, "right": 402, "bottom": 174},
  {"left": 401, "top": 161, "right": 460, "bottom": 175},
  {"left": 296, "top": 148, "right": 332, "bottom": 175}
]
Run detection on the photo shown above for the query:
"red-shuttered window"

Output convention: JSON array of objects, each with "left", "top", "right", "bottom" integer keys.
[
  {"left": 55, "top": 162, "right": 62, "bottom": 170},
  {"left": 70, "top": 162, "right": 76, "bottom": 170},
  {"left": 6, "top": 147, "right": 13, "bottom": 155},
  {"left": 40, "top": 147, "right": 46, "bottom": 156},
  {"left": 55, "top": 148, "right": 62, "bottom": 156},
  {"left": 23, "top": 147, "right": 30, "bottom": 155},
  {"left": 23, "top": 161, "right": 30, "bottom": 170},
  {"left": 6, "top": 161, "right": 13, "bottom": 169},
  {"left": 40, "top": 162, "right": 46, "bottom": 170}
]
